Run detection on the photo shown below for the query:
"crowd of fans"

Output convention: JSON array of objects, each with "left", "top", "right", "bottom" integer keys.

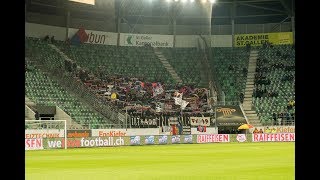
[{"left": 67, "top": 61, "right": 213, "bottom": 119}]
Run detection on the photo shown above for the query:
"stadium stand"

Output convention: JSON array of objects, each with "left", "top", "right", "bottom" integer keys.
[
  {"left": 253, "top": 45, "right": 295, "bottom": 125},
  {"left": 25, "top": 37, "right": 213, "bottom": 128},
  {"left": 54, "top": 42, "right": 176, "bottom": 84},
  {"left": 25, "top": 60, "right": 111, "bottom": 129},
  {"left": 210, "top": 47, "right": 250, "bottom": 103},
  {"left": 26, "top": 34, "right": 295, "bottom": 127}
]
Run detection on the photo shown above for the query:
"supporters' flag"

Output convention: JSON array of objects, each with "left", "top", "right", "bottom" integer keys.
[
  {"left": 71, "top": 27, "right": 88, "bottom": 45},
  {"left": 77, "top": 27, "right": 89, "bottom": 43},
  {"left": 71, "top": 35, "right": 81, "bottom": 46},
  {"left": 155, "top": 102, "right": 163, "bottom": 113},
  {"left": 180, "top": 100, "right": 189, "bottom": 110},
  {"left": 152, "top": 83, "right": 164, "bottom": 97},
  {"left": 140, "top": 82, "right": 145, "bottom": 88},
  {"left": 173, "top": 92, "right": 189, "bottom": 110}
]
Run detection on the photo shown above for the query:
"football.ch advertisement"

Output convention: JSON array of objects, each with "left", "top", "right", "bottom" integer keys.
[{"left": 42, "top": 137, "right": 126, "bottom": 149}]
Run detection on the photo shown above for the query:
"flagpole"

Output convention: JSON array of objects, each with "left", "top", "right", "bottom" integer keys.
[{"left": 125, "top": 106, "right": 127, "bottom": 130}]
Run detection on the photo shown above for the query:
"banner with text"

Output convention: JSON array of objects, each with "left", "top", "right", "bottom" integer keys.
[
  {"left": 215, "top": 105, "right": 247, "bottom": 126},
  {"left": 44, "top": 137, "right": 126, "bottom": 149},
  {"left": 68, "top": 28, "right": 117, "bottom": 45},
  {"left": 253, "top": 126, "right": 295, "bottom": 134},
  {"left": 25, "top": 138, "right": 44, "bottom": 150},
  {"left": 190, "top": 117, "right": 210, "bottom": 126},
  {"left": 252, "top": 133, "right": 295, "bottom": 142},
  {"left": 120, "top": 33, "right": 173, "bottom": 47},
  {"left": 191, "top": 127, "right": 218, "bottom": 134},
  {"left": 26, "top": 133, "right": 295, "bottom": 150},
  {"left": 92, "top": 128, "right": 159, "bottom": 137},
  {"left": 25, "top": 129, "right": 65, "bottom": 138},
  {"left": 197, "top": 134, "right": 230, "bottom": 143},
  {"left": 67, "top": 130, "right": 91, "bottom": 138},
  {"left": 234, "top": 32, "right": 293, "bottom": 47}
]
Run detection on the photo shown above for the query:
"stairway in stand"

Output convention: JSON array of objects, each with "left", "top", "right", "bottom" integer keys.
[
  {"left": 153, "top": 47, "right": 183, "bottom": 84},
  {"left": 242, "top": 49, "right": 262, "bottom": 127}
]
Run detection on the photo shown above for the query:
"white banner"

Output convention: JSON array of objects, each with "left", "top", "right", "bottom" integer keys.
[
  {"left": 252, "top": 133, "right": 295, "bottom": 142},
  {"left": 69, "top": 0, "right": 95, "bottom": 5},
  {"left": 92, "top": 128, "right": 160, "bottom": 137},
  {"left": 68, "top": 28, "right": 118, "bottom": 45},
  {"left": 175, "top": 35, "right": 198, "bottom": 47},
  {"left": 120, "top": 33, "right": 173, "bottom": 47},
  {"left": 197, "top": 134, "right": 230, "bottom": 143},
  {"left": 190, "top": 117, "right": 210, "bottom": 126},
  {"left": 211, "top": 35, "right": 232, "bottom": 47},
  {"left": 191, "top": 127, "right": 218, "bottom": 134},
  {"left": 25, "top": 129, "right": 65, "bottom": 138},
  {"left": 25, "top": 138, "right": 44, "bottom": 150},
  {"left": 25, "top": 23, "right": 66, "bottom": 41}
]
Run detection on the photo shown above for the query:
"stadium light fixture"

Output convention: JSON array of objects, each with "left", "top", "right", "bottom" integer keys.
[
  {"left": 190, "top": 0, "right": 195, "bottom": 2},
  {"left": 201, "top": 0, "right": 207, "bottom": 3},
  {"left": 181, "top": 0, "right": 187, "bottom": 3},
  {"left": 174, "top": 0, "right": 179, "bottom": 2},
  {"left": 166, "top": 0, "right": 172, "bottom": 2},
  {"left": 209, "top": 0, "right": 216, "bottom": 4}
]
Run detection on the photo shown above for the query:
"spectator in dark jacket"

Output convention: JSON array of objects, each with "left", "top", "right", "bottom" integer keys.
[{"left": 35, "top": 111, "right": 40, "bottom": 120}]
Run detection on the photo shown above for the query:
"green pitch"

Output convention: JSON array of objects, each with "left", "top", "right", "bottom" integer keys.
[{"left": 26, "top": 142, "right": 294, "bottom": 180}]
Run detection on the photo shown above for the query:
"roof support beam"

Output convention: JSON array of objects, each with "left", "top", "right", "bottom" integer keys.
[
  {"left": 239, "top": 3, "right": 286, "bottom": 14},
  {"left": 235, "top": 13, "right": 286, "bottom": 18},
  {"left": 219, "top": 0, "right": 278, "bottom": 4},
  {"left": 279, "top": 0, "right": 293, "bottom": 16}
]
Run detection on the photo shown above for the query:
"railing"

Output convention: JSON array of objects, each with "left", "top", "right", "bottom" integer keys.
[
  {"left": 198, "top": 35, "right": 224, "bottom": 104},
  {"left": 261, "top": 120, "right": 295, "bottom": 126}
]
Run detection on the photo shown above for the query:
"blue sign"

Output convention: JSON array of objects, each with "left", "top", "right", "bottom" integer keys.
[
  {"left": 158, "top": 135, "right": 168, "bottom": 144},
  {"left": 130, "top": 136, "right": 141, "bottom": 145},
  {"left": 172, "top": 135, "right": 181, "bottom": 144},
  {"left": 184, "top": 135, "right": 193, "bottom": 143},
  {"left": 145, "top": 136, "right": 155, "bottom": 145}
]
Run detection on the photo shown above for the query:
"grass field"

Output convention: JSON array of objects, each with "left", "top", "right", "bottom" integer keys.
[{"left": 25, "top": 142, "right": 294, "bottom": 180}]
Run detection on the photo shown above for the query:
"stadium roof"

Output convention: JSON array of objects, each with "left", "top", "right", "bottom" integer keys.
[{"left": 26, "top": 0, "right": 294, "bottom": 25}]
